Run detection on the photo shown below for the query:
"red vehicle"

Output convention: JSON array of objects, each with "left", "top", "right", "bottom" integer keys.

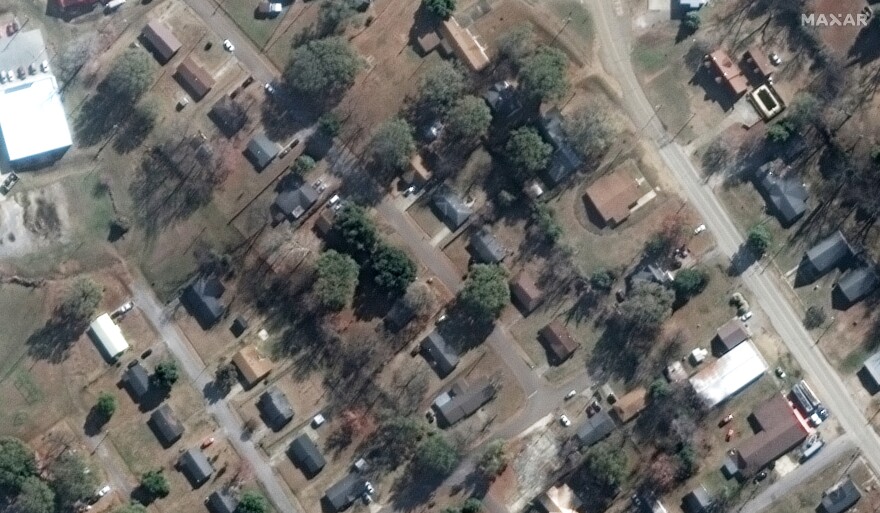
[
  {"left": 725, "top": 429, "right": 735, "bottom": 442},
  {"left": 201, "top": 437, "right": 215, "bottom": 449}
]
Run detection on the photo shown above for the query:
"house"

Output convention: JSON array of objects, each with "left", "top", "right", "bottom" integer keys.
[
  {"left": 124, "top": 362, "right": 151, "bottom": 400},
  {"left": 246, "top": 133, "right": 281, "bottom": 170},
  {"left": 403, "top": 154, "right": 432, "bottom": 186},
  {"left": 835, "top": 266, "right": 880, "bottom": 306},
  {"left": 416, "top": 31, "right": 442, "bottom": 55},
  {"left": 690, "top": 341, "right": 767, "bottom": 408},
  {"left": 510, "top": 271, "right": 543, "bottom": 314},
  {"left": 88, "top": 313, "right": 130, "bottom": 361},
  {"left": 175, "top": 56, "right": 215, "bottom": 100},
  {"left": 230, "top": 316, "right": 249, "bottom": 338},
  {"left": 178, "top": 448, "right": 213, "bottom": 487},
  {"left": 182, "top": 276, "right": 226, "bottom": 329},
  {"left": 149, "top": 404, "right": 184, "bottom": 446},
  {"left": 539, "top": 109, "right": 584, "bottom": 187},
  {"left": 574, "top": 410, "right": 615, "bottom": 447},
  {"left": 539, "top": 320, "right": 579, "bottom": 364},
  {"left": 714, "top": 318, "right": 750, "bottom": 354},
  {"left": 232, "top": 346, "right": 273, "bottom": 387},
  {"left": 433, "top": 378, "right": 496, "bottom": 427},
  {"left": 707, "top": 49, "right": 748, "bottom": 96},
  {"left": 323, "top": 473, "right": 367, "bottom": 512},
  {"left": 611, "top": 387, "right": 647, "bottom": 423},
  {"left": 141, "top": 20, "right": 181, "bottom": 63},
  {"left": 744, "top": 45, "right": 775, "bottom": 81},
  {"left": 584, "top": 168, "right": 642, "bottom": 227},
  {"left": 680, "top": 0, "right": 709, "bottom": 8},
  {"left": 800, "top": 231, "right": 853, "bottom": 281},
  {"left": 861, "top": 351, "right": 880, "bottom": 393},
  {"left": 258, "top": 386, "right": 294, "bottom": 430},
  {"left": 821, "top": 477, "right": 861, "bottom": 513},
  {"left": 756, "top": 164, "right": 807, "bottom": 226},
  {"left": 257, "top": 1, "right": 283, "bottom": 16},
  {"left": 681, "top": 486, "right": 713, "bottom": 513},
  {"left": 209, "top": 96, "right": 248, "bottom": 137},
  {"left": 432, "top": 185, "right": 471, "bottom": 229},
  {"left": 470, "top": 228, "right": 506, "bottom": 263},
  {"left": 288, "top": 433, "right": 326, "bottom": 477},
  {"left": 438, "top": 17, "right": 490, "bottom": 71},
  {"left": 421, "top": 331, "right": 459, "bottom": 377},
  {"left": 206, "top": 490, "right": 238, "bottom": 513},
  {"left": 484, "top": 81, "right": 522, "bottom": 120},
  {"left": 273, "top": 183, "right": 319, "bottom": 221},
  {"left": 628, "top": 264, "right": 671, "bottom": 289},
  {"left": 537, "top": 484, "right": 582, "bottom": 513},
  {"left": 729, "top": 394, "right": 809, "bottom": 477}
]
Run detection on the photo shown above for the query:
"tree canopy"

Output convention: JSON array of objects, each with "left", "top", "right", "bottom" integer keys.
[
  {"left": 56, "top": 278, "right": 102, "bottom": 327},
  {"left": 804, "top": 305, "right": 827, "bottom": 329},
  {"left": 113, "top": 504, "right": 148, "bottom": 513},
  {"left": 505, "top": 127, "right": 552, "bottom": 176},
  {"left": 236, "top": 491, "right": 269, "bottom": 513},
  {"left": 419, "top": 61, "right": 466, "bottom": 115},
  {"left": 0, "top": 437, "right": 36, "bottom": 496},
  {"left": 291, "top": 155, "right": 317, "bottom": 175},
  {"left": 96, "top": 391, "right": 117, "bottom": 420},
  {"left": 585, "top": 443, "right": 627, "bottom": 489},
  {"left": 532, "top": 203, "right": 563, "bottom": 243},
  {"left": 49, "top": 452, "right": 97, "bottom": 510},
  {"left": 315, "top": 250, "right": 360, "bottom": 310},
  {"left": 445, "top": 96, "right": 492, "bottom": 141},
  {"left": 215, "top": 363, "right": 240, "bottom": 394},
  {"left": 402, "top": 282, "right": 437, "bottom": 318},
  {"left": 371, "top": 118, "right": 416, "bottom": 172},
  {"left": 564, "top": 104, "right": 615, "bottom": 162},
  {"left": 683, "top": 11, "right": 701, "bottom": 31},
  {"left": 497, "top": 23, "right": 535, "bottom": 64},
  {"left": 104, "top": 48, "right": 154, "bottom": 102},
  {"left": 423, "top": 0, "right": 456, "bottom": 19},
  {"left": 317, "top": 0, "right": 360, "bottom": 36},
  {"left": 458, "top": 264, "right": 510, "bottom": 322},
  {"left": 746, "top": 224, "right": 772, "bottom": 256},
  {"left": 672, "top": 267, "right": 709, "bottom": 301},
  {"left": 518, "top": 45, "right": 568, "bottom": 102},
  {"left": 140, "top": 470, "right": 170, "bottom": 501},
  {"left": 372, "top": 243, "right": 417, "bottom": 294},
  {"left": 334, "top": 203, "right": 379, "bottom": 256},
  {"left": 613, "top": 282, "right": 674, "bottom": 338},
  {"left": 285, "top": 37, "right": 362, "bottom": 98},
  {"left": 413, "top": 434, "right": 459, "bottom": 476},
  {"left": 16, "top": 476, "right": 54, "bottom": 513},
  {"left": 152, "top": 360, "right": 180, "bottom": 390},
  {"left": 477, "top": 439, "right": 507, "bottom": 477},
  {"left": 372, "top": 416, "right": 427, "bottom": 470}
]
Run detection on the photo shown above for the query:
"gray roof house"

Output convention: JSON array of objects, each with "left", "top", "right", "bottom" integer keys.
[
  {"left": 206, "top": 490, "right": 238, "bottom": 513},
  {"left": 682, "top": 485, "right": 713, "bottom": 513},
  {"left": 124, "top": 362, "right": 151, "bottom": 400},
  {"left": 483, "top": 81, "right": 522, "bottom": 120},
  {"left": 432, "top": 185, "right": 471, "bottom": 230},
  {"left": 273, "top": 183, "right": 319, "bottom": 221},
  {"left": 182, "top": 276, "right": 226, "bottom": 329},
  {"left": 835, "top": 266, "right": 880, "bottom": 306},
  {"left": 575, "top": 410, "right": 615, "bottom": 447},
  {"left": 258, "top": 386, "right": 294, "bottom": 430},
  {"left": 800, "top": 231, "right": 852, "bottom": 280},
  {"left": 149, "top": 404, "right": 184, "bottom": 446},
  {"left": 323, "top": 473, "right": 367, "bottom": 512},
  {"left": 757, "top": 169, "right": 808, "bottom": 226},
  {"left": 539, "top": 109, "right": 584, "bottom": 187},
  {"left": 434, "top": 378, "right": 496, "bottom": 427},
  {"left": 178, "top": 448, "right": 213, "bottom": 487},
  {"left": 821, "top": 477, "right": 861, "bottom": 513},
  {"left": 246, "top": 133, "right": 281, "bottom": 170},
  {"left": 420, "top": 331, "right": 459, "bottom": 377},
  {"left": 861, "top": 352, "right": 880, "bottom": 393},
  {"left": 470, "top": 228, "right": 506, "bottom": 263},
  {"left": 288, "top": 433, "right": 326, "bottom": 477}
]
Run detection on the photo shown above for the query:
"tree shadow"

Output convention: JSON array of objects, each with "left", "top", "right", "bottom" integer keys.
[
  {"left": 83, "top": 407, "right": 108, "bottom": 437},
  {"left": 727, "top": 244, "right": 758, "bottom": 277},
  {"left": 260, "top": 86, "right": 320, "bottom": 142},
  {"left": 26, "top": 320, "right": 86, "bottom": 364},
  {"left": 847, "top": 17, "right": 880, "bottom": 67}
]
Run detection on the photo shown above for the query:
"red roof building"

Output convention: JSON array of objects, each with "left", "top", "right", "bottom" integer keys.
[{"left": 708, "top": 49, "right": 748, "bottom": 96}]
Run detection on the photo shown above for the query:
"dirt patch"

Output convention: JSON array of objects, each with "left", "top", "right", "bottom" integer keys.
[{"left": 0, "top": 183, "right": 71, "bottom": 258}]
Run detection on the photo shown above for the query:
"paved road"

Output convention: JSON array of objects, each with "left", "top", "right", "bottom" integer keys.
[
  {"left": 586, "top": 0, "right": 880, "bottom": 478},
  {"left": 129, "top": 280, "right": 302, "bottom": 513}
]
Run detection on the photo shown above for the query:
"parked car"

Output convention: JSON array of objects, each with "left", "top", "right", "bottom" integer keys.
[
  {"left": 725, "top": 428, "right": 735, "bottom": 441},
  {"left": 559, "top": 415, "right": 571, "bottom": 427},
  {"left": 740, "top": 311, "right": 753, "bottom": 321},
  {"left": 769, "top": 52, "right": 782, "bottom": 65},
  {"left": 775, "top": 367, "right": 787, "bottom": 379},
  {"left": 564, "top": 390, "right": 577, "bottom": 400},
  {"left": 754, "top": 471, "right": 768, "bottom": 482},
  {"left": 223, "top": 39, "right": 235, "bottom": 52},
  {"left": 817, "top": 407, "right": 830, "bottom": 421},
  {"left": 113, "top": 301, "right": 134, "bottom": 317},
  {"left": 694, "top": 224, "right": 707, "bottom": 235},
  {"left": 720, "top": 414, "right": 734, "bottom": 426}
]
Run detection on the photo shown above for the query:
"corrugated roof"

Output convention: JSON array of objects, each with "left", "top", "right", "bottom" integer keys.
[
  {"left": 690, "top": 341, "right": 767, "bottom": 408},
  {"left": 142, "top": 20, "right": 181, "bottom": 62},
  {"left": 176, "top": 56, "right": 215, "bottom": 100}
]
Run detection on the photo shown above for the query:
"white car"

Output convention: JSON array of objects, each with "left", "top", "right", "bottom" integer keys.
[
  {"left": 564, "top": 390, "right": 577, "bottom": 400},
  {"left": 114, "top": 301, "right": 134, "bottom": 316},
  {"left": 223, "top": 39, "right": 235, "bottom": 52},
  {"left": 559, "top": 414, "right": 571, "bottom": 427},
  {"left": 769, "top": 52, "right": 782, "bottom": 65},
  {"left": 694, "top": 224, "right": 707, "bottom": 235},
  {"left": 740, "top": 311, "right": 753, "bottom": 321},
  {"left": 364, "top": 481, "right": 375, "bottom": 495},
  {"left": 264, "top": 83, "right": 275, "bottom": 94},
  {"left": 96, "top": 485, "right": 111, "bottom": 498}
]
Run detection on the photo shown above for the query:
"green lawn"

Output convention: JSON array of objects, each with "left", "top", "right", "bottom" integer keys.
[
  {"left": 0, "top": 285, "right": 48, "bottom": 380},
  {"left": 632, "top": 45, "right": 669, "bottom": 74},
  {"left": 548, "top": 0, "right": 594, "bottom": 48},
  {"left": 221, "top": 0, "right": 287, "bottom": 48}
]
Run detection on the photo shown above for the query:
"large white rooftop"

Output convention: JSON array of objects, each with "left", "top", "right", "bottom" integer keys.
[
  {"left": 89, "top": 313, "right": 130, "bottom": 360},
  {"left": 689, "top": 340, "right": 767, "bottom": 408},
  {"left": 0, "top": 74, "right": 72, "bottom": 162}
]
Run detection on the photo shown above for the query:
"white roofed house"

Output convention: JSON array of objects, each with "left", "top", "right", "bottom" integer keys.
[{"left": 88, "top": 314, "right": 130, "bottom": 361}]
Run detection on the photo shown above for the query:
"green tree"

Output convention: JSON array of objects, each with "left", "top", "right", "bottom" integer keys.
[
  {"left": 585, "top": 442, "right": 627, "bottom": 489},
  {"left": 318, "top": 112, "right": 342, "bottom": 137},
  {"left": 315, "top": 250, "right": 360, "bottom": 310},
  {"left": 683, "top": 11, "right": 701, "bottom": 31},
  {"left": 140, "top": 470, "right": 170, "bottom": 501},
  {"left": 215, "top": 363, "right": 240, "bottom": 394},
  {"left": 402, "top": 282, "right": 437, "bottom": 318},
  {"left": 672, "top": 267, "right": 709, "bottom": 301},
  {"left": 497, "top": 23, "right": 535, "bottom": 64},
  {"left": 152, "top": 360, "right": 180, "bottom": 390},
  {"left": 613, "top": 282, "right": 675, "bottom": 337},
  {"left": 104, "top": 48, "right": 154, "bottom": 102},
  {"left": 477, "top": 439, "right": 507, "bottom": 477},
  {"left": 505, "top": 127, "right": 552, "bottom": 176},
  {"left": 56, "top": 278, "right": 103, "bottom": 326},
  {"left": 334, "top": 203, "right": 379, "bottom": 255},
  {"left": 17, "top": 476, "right": 54, "bottom": 513},
  {"left": 50, "top": 452, "right": 97, "bottom": 510},
  {"left": 424, "top": 0, "right": 456, "bottom": 19},
  {"left": 519, "top": 45, "right": 568, "bottom": 102},
  {"left": 804, "top": 305, "right": 827, "bottom": 329},
  {"left": 445, "top": 96, "right": 492, "bottom": 141},
  {"left": 458, "top": 264, "right": 510, "bottom": 322},
  {"left": 420, "top": 61, "right": 466, "bottom": 115},
  {"left": 113, "top": 504, "right": 148, "bottom": 513},
  {"left": 96, "top": 391, "right": 117, "bottom": 420},
  {"left": 532, "top": 203, "right": 563, "bottom": 243},
  {"left": 746, "top": 224, "right": 772, "bottom": 256},
  {"left": 236, "top": 491, "right": 269, "bottom": 513},
  {"left": 372, "top": 243, "right": 417, "bottom": 294},
  {"left": 648, "top": 378, "right": 671, "bottom": 400},
  {"left": 285, "top": 37, "right": 362, "bottom": 98},
  {"left": 317, "top": 0, "right": 359, "bottom": 36},
  {"left": 564, "top": 104, "right": 615, "bottom": 162},
  {"left": 413, "top": 434, "right": 459, "bottom": 476},
  {"left": 373, "top": 416, "right": 427, "bottom": 469},
  {"left": 462, "top": 498, "right": 483, "bottom": 513},
  {"left": 371, "top": 118, "right": 415, "bottom": 172},
  {"left": 590, "top": 270, "right": 614, "bottom": 292},
  {"left": 766, "top": 122, "right": 791, "bottom": 143},
  {"left": 291, "top": 155, "right": 317, "bottom": 175},
  {"left": 0, "top": 437, "right": 36, "bottom": 495}
]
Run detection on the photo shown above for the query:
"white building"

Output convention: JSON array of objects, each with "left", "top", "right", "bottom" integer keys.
[
  {"left": 689, "top": 341, "right": 767, "bottom": 408},
  {"left": 88, "top": 314, "right": 130, "bottom": 361}
]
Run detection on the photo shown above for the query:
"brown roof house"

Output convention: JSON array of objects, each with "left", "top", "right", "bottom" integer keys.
[
  {"left": 175, "top": 56, "right": 215, "bottom": 100},
  {"left": 142, "top": 20, "right": 181, "bottom": 63},
  {"left": 707, "top": 49, "right": 748, "bottom": 96},
  {"left": 744, "top": 46, "right": 774, "bottom": 81},
  {"left": 611, "top": 387, "right": 647, "bottom": 423},
  {"left": 232, "top": 345, "right": 273, "bottom": 388},
  {"left": 438, "top": 17, "right": 490, "bottom": 71},
  {"left": 539, "top": 320, "right": 578, "bottom": 364},
  {"left": 726, "top": 393, "right": 808, "bottom": 478},
  {"left": 584, "top": 167, "right": 642, "bottom": 227},
  {"left": 510, "top": 271, "right": 543, "bottom": 314},
  {"left": 714, "top": 318, "right": 750, "bottom": 354}
]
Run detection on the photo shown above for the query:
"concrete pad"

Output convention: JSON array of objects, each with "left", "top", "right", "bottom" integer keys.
[
  {"left": 648, "top": 0, "right": 670, "bottom": 11},
  {"left": 774, "top": 454, "right": 798, "bottom": 477}
]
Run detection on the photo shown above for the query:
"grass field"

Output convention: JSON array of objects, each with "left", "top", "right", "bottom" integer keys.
[
  {"left": 221, "top": 0, "right": 288, "bottom": 48},
  {"left": 0, "top": 285, "right": 48, "bottom": 380},
  {"left": 547, "top": 0, "right": 594, "bottom": 46}
]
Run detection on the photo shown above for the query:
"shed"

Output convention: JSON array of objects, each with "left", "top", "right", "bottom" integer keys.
[
  {"left": 230, "top": 316, "right": 249, "bottom": 338},
  {"left": 124, "top": 362, "right": 151, "bottom": 399},
  {"left": 538, "top": 484, "right": 582, "bottom": 513},
  {"left": 801, "top": 231, "right": 852, "bottom": 280},
  {"left": 835, "top": 266, "right": 880, "bottom": 306},
  {"left": 714, "top": 318, "right": 750, "bottom": 354},
  {"left": 539, "top": 320, "right": 578, "bottom": 364},
  {"left": 416, "top": 31, "right": 441, "bottom": 55},
  {"left": 315, "top": 209, "right": 336, "bottom": 236},
  {"left": 258, "top": 386, "right": 294, "bottom": 429},
  {"left": 288, "top": 433, "right": 326, "bottom": 477},
  {"left": 246, "top": 133, "right": 281, "bottom": 170},
  {"left": 206, "top": 490, "right": 238, "bottom": 513},
  {"left": 273, "top": 183, "right": 319, "bottom": 220},
  {"left": 432, "top": 185, "right": 471, "bottom": 229},
  {"left": 141, "top": 20, "right": 181, "bottom": 63},
  {"left": 209, "top": 96, "right": 248, "bottom": 137},
  {"left": 470, "top": 228, "right": 506, "bottom": 263},
  {"left": 182, "top": 276, "right": 226, "bottom": 329},
  {"left": 232, "top": 346, "right": 273, "bottom": 387},
  {"left": 510, "top": 271, "right": 543, "bottom": 314},
  {"left": 438, "top": 17, "right": 489, "bottom": 71},
  {"left": 178, "top": 448, "right": 213, "bottom": 487},
  {"left": 149, "top": 404, "right": 184, "bottom": 446},
  {"left": 421, "top": 331, "right": 459, "bottom": 377},
  {"left": 611, "top": 387, "right": 647, "bottom": 423},
  {"left": 89, "top": 313, "right": 130, "bottom": 361},
  {"left": 323, "top": 473, "right": 366, "bottom": 512},
  {"left": 681, "top": 486, "right": 713, "bottom": 513},
  {"left": 574, "top": 410, "right": 615, "bottom": 447},
  {"left": 821, "top": 477, "right": 861, "bottom": 513},
  {"left": 584, "top": 168, "right": 641, "bottom": 227}
]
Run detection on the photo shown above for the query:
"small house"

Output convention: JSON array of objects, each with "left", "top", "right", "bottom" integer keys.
[
  {"left": 141, "top": 20, "right": 181, "bottom": 63},
  {"left": 124, "top": 362, "right": 151, "bottom": 400},
  {"left": 175, "top": 56, "right": 215, "bottom": 100},
  {"left": 539, "top": 320, "right": 578, "bottom": 364},
  {"left": 232, "top": 346, "right": 273, "bottom": 388},
  {"left": 258, "top": 386, "right": 294, "bottom": 430},
  {"left": 149, "top": 404, "right": 184, "bottom": 446},
  {"left": 470, "top": 228, "right": 506, "bottom": 263},
  {"left": 230, "top": 316, "right": 249, "bottom": 338},
  {"left": 757, "top": 167, "right": 807, "bottom": 226},
  {"left": 421, "top": 331, "right": 459, "bottom": 378},
  {"left": 433, "top": 378, "right": 496, "bottom": 427},
  {"left": 611, "top": 387, "right": 647, "bottom": 423},
  {"left": 682, "top": 486, "right": 713, "bottom": 513},
  {"left": 432, "top": 185, "right": 471, "bottom": 230},
  {"left": 484, "top": 81, "right": 522, "bottom": 120},
  {"left": 209, "top": 96, "right": 248, "bottom": 137},
  {"left": 206, "top": 490, "right": 238, "bottom": 513},
  {"left": 182, "top": 276, "right": 226, "bottom": 329},
  {"left": 714, "top": 318, "right": 750, "bottom": 354},
  {"left": 800, "top": 231, "right": 852, "bottom": 281},
  {"left": 438, "top": 17, "right": 489, "bottom": 71},
  {"left": 416, "top": 31, "right": 442, "bottom": 55},
  {"left": 178, "top": 448, "right": 213, "bottom": 487},
  {"left": 835, "top": 266, "right": 880, "bottom": 307},
  {"left": 246, "top": 133, "right": 281, "bottom": 171},
  {"left": 89, "top": 313, "right": 130, "bottom": 361},
  {"left": 288, "top": 433, "right": 326, "bottom": 477},
  {"left": 584, "top": 168, "right": 641, "bottom": 228},
  {"left": 821, "top": 477, "right": 861, "bottom": 513},
  {"left": 728, "top": 393, "right": 808, "bottom": 477},
  {"left": 323, "top": 473, "right": 367, "bottom": 513},
  {"left": 575, "top": 410, "right": 615, "bottom": 447},
  {"left": 539, "top": 109, "right": 583, "bottom": 187},
  {"left": 510, "top": 271, "right": 543, "bottom": 314},
  {"left": 744, "top": 46, "right": 774, "bottom": 81},
  {"left": 273, "top": 183, "right": 319, "bottom": 221}
]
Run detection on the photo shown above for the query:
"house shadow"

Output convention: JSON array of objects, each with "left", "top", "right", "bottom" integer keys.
[
  {"left": 691, "top": 65, "right": 740, "bottom": 112},
  {"left": 130, "top": 486, "right": 156, "bottom": 506},
  {"left": 857, "top": 366, "right": 880, "bottom": 395}
]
